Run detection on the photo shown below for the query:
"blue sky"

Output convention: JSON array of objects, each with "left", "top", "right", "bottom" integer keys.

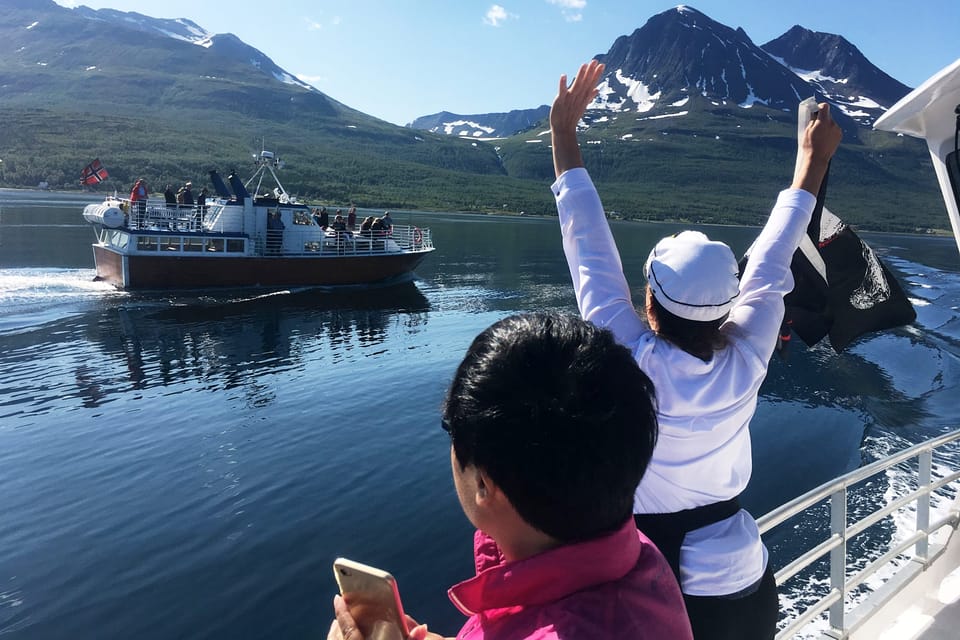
[{"left": 55, "top": 1, "right": 958, "bottom": 126}]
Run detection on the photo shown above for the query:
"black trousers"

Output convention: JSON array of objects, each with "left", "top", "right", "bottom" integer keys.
[
  {"left": 682, "top": 563, "right": 779, "bottom": 640},
  {"left": 634, "top": 503, "right": 778, "bottom": 640}
]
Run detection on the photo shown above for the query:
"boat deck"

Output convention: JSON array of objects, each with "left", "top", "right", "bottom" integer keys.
[{"left": 848, "top": 536, "right": 960, "bottom": 640}]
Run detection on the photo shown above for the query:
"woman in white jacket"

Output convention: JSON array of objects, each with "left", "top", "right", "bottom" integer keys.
[{"left": 549, "top": 60, "right": 842, "bottom": 640}]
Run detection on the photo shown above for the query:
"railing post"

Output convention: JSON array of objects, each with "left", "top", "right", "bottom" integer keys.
[
  {"left": 917, "top": 449, "right": 932, "bottom": 561},
  {"left": 829, "top": 486, "right": 847, "bottom": 635}
]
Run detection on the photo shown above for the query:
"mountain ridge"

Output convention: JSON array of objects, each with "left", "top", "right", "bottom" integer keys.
[{"left": 0, "top": 2, "right": 944, "bottom": 233}]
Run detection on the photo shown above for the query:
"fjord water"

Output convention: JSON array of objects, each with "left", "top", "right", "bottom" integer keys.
[{"left": 1, "top": 190, "right": 959, "bottom": 639}]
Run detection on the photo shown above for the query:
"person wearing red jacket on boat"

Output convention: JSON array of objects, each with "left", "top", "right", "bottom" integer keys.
[{"left": 129, "top": 178, "right": 148, "bottom": 228}]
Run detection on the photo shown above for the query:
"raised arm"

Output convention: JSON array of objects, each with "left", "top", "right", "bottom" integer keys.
[
  {"left": 551, "top": 60, "right": 605, "bottom": 178},
  {"left": 550, "top": 61, "right": 649, "bottom": 345},
  {"left": 728, "top": 102, "right": 842, "bottom": 359}
]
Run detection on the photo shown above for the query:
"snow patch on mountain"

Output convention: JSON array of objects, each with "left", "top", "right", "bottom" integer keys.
[{"left": 592, "top": 70, "right": 661, "bottom": 113}]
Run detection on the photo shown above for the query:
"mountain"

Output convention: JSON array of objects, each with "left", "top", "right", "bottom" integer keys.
[
  {"left": 0, "top": 2, "right": 945, "bottom": 232},
  {"left": 761, "top": 25, "right": 912, "bottom": 126},
  {"left": 408, "top": 106, "right": 550, "bottom": 139},
  {"left": 0, "top": 0, "right": 516, "bottom": 211},
  {"left": 413, "top": 6, "right": 910, "bottom": 136},
  {"left": 591, "top": 6, "right": 815, "bottom": 114}
]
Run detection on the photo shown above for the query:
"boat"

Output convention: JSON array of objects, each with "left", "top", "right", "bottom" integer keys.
[
  {"left": 81, "top": 150, "right": 435, "bottom": 290},
  {"left": 765, "top": 58, "right": 960, "bottom": 639}
]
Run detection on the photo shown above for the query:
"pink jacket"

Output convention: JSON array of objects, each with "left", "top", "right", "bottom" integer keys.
[{"left": 448, "top": 519, "right": 693, "bottom": 639}]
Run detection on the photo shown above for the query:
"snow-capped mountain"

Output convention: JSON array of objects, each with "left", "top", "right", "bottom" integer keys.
[
  {"left": 70, "top": 3, "right": 316, "bottom": 93},
  {"left": 413, "top": 5, "right": 911, "bottom": 136},
  {"left": 591, "top": 5, "right": 812, "bottom": 113},
  {"left": 408, "top": 106, "right": 551, "bottom": 139},
  {"left": 761, "top": 25, "right": 911, "bottom": 125},
  {"left": 72, "top": 6, "right": 211, "bottom": 44}
]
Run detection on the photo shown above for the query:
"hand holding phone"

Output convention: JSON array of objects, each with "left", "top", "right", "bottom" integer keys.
[{"left": 333, "top": 558, "right": 409, "bottom": 640}]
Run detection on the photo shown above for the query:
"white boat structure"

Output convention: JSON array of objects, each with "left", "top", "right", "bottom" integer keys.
[
  {"left": 81, "top": 151, "right": 435, "bottom": 290},
  {"left": 764, "top": 58, "right": 960, "bottom": 639}
]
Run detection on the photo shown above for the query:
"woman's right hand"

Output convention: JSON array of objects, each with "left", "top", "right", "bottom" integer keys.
[
  {"left": 326, "top": 595, "right": 450, "bottom": 640},
  {"left": 404, "top": 614, "right": 450, "bottom": 640},
  {"left": 550, "top": 59, "right": 606, "bottom": 177}
]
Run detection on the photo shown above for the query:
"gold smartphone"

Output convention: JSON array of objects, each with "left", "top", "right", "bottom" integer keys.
[{"left": 333, "top": 558, "right": 409, "bottom": 639}]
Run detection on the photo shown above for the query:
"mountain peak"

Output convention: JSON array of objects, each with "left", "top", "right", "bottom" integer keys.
[
  {"left": 762, "top": 26, "right": 910, "bottom": 123},
  {"left": 73, "top": 6, "right": 211, "bottom": 45},
  {"left": 591, "top": 6, "right": 811, "bottom": 114}
]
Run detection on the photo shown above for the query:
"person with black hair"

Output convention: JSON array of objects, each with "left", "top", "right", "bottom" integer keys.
[
  {"left": 549, "top": 60, "right": 842, "bottom": 640},
  {"left": 328, "top": 312, "right": 692, "bottom": 640}
]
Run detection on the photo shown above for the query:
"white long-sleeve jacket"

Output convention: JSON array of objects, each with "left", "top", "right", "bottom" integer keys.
[{"left": 552, "top": 167, "right": 816, "bottom": 595}]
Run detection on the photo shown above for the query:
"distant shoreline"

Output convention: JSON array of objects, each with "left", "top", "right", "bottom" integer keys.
[{"left": 1, "top": 187, "right": 952, "bottom": 240}]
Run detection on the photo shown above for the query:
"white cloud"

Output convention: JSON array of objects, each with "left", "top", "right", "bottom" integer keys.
[
  {"left": 303, "top": 15, "right": 339, "bottom": 31},
  {"left": 484, "top": 5, "right": 515, "bottom": 27},
  {"left": 547, "top": 0, "right": 586, "bottom": 22}
]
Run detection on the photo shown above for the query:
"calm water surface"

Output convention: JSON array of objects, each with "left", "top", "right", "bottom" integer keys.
[{"left": 1, "top": 190, "right": 959, "bottom": 638}]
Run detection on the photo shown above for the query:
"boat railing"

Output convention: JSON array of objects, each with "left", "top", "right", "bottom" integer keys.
[
  {"left": 120, "top": 197, "right": 206, "bottom": 232},
  {"left": 275, "top": 224, "right": 434, "bottom": 257},
  {"left": 758, "top": 428, "right": 960, "bottom": 639}
]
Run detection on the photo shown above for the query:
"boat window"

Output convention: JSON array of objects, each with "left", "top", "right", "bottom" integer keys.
[
  {"left": 226, "top": 239, "right": 245, "bottom": 253},
  {"left": 162, "top": 238, "right": 181, "bottom": 251},
  {"left": 137, "top": 236, "right": 159, "bottom": 251},
  {"left": 293, "top": 210, "right": 312, "bottom": 225},
  {"left": 107, "top": 230, "right": 130, "bottom": 250},
  {"left": 206, "top": 238, "right": 225, "bottom": 253},
  {"left": 948, "top": 150, "right": 960, "bottom": 212},
  {"left": 183, "top": 238, "right": 204, "bottom": 252}
]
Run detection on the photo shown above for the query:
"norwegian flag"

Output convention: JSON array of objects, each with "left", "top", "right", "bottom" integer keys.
[{"left": 80, "top": 159, "right": 109, "bottom": 185}]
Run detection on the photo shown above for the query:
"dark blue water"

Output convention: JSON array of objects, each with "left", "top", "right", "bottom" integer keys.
[{"left": 1, "top": 191, "right": 958, "bottom": 638}]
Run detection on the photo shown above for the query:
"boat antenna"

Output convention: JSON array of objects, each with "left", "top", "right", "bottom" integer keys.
[{"left": 245, "top": 147, "right": 289, "bottom": 201}]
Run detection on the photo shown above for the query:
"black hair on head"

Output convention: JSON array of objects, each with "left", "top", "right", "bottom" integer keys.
[{"left": 441, "top": 312, "right": 657, "bottom": 543}]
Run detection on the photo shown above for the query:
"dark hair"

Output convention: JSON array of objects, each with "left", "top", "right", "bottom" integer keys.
[
  {"left": 648, "top": 294, "right": 726, "bottom": 361},
  {"left": 441, "top": 312, "right": 657, "bottom": 543}
]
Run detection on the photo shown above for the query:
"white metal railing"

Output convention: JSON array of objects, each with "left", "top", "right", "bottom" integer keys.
[
  {"left": 281, "top": 224, "right": 433, "bottom": 257},
  {"left": 758, "top": 429, "right": 960, "bottom": 639},
  {"left": 103, "top": 199, "right": 434, "bottom": 258}
]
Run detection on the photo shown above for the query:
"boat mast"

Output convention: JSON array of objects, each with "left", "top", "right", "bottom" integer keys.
[{"left": 245, "top": 145, "right": 289, "bottom": 200}]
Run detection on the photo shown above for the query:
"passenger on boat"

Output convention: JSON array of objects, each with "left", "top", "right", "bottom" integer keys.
[
  {"left": 331, "top": 215, "right": 350, "bottom": 254},
  {"left": 549, "top": 60, "right": 842, "bottom": 640},
  {"left": 164, "top": 184, "right": 177, "bottom": 208},
  {"left": 318, "top": 206, "right": 329, "bottom": 230},
  {"left": 358, "top": 216, "right": 374, "bottom": 237},
  {"left": 266, "top": 210, "right": 285, "bottom": 255},
  {"left": 327, "top": 313, "right": 693, "bottom": 640},
  {"left": 381, "top": 210, "right": 393, "bottom": 232},
  {"left": 129, "top": 178, "right": 148, "bottom": 229},
  {"left": 347, "top": 206, "right": 357, "bottom": 230},
  {"left": 177, "top": 181, "right": 194, "bottom": 206},
  {"left": 370, "top": 217, "right": 387, "bottom": 250},
  {"left": 195, "top": 187, "right": 208, "bottom": 230}
]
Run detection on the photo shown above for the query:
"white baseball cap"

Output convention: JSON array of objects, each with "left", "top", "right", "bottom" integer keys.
[{"left": 644, "top": 231, "right": 740, "bottom": 322}]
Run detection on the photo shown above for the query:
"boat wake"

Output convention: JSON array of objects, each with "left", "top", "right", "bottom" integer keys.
[{"left": 0, "top": 268, "right": 123, "bottom": 334}]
